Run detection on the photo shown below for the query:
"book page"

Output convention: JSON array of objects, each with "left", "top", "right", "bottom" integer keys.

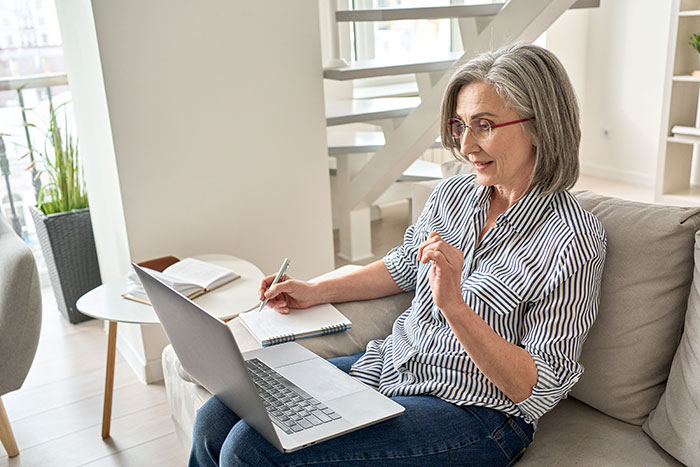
[
  {"left": 124, "top": 267, "right": 202, "bottom": 300},
  {"left": 163, "top": 258, "right": 238, "bottom": 290},
  {"left": 239, "top": 303, "right": 351, "bottom": 345}
]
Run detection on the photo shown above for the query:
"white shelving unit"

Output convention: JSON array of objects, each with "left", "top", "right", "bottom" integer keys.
[{"left": 657, "top": 0, "right": 700, "bottom": 205}]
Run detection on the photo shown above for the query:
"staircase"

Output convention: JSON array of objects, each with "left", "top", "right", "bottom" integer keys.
[{"left": 324, "top": 0, "right": 599, "bottom": 262}]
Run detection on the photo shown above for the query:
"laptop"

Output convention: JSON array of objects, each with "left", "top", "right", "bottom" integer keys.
[{"left": 133, "top": 264, "right": 404, "bottom": 453}]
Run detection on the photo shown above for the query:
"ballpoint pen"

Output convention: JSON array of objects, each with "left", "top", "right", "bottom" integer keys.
[{"left": 258, "top": 258, "right": 290, "bottom": 312}]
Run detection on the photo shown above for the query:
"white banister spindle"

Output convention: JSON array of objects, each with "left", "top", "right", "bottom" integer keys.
[{"left": 325, "top": 0, "right": 349, "bottom": 69}]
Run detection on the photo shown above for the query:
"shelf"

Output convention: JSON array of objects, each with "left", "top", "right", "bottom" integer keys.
[{"left": 658, "top": 4, "right": 700, "bottom": 206}]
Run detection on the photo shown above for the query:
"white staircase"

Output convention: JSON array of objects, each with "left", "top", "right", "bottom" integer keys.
[{"left": 325, "top": 0, "right": 600, "bottom": 262}]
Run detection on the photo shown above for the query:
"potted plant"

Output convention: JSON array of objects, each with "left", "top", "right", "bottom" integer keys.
[
  {"left": 28, "top": 101, "right": 101, "bottom": 324},
  {"left": 689, "top": 33, "right": 700, "bottom": 70}
]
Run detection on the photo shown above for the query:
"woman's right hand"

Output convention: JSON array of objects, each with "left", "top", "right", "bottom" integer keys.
[{"left": 258, "top": 274, "right": 318, "bottom": 314}]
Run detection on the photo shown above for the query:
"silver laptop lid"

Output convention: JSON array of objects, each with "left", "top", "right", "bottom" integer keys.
[{"left": 132, "top": 264, "right": 281, "bottom": 448}]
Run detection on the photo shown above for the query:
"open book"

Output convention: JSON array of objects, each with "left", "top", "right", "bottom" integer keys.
[
  {"left": 239, "top": 303, "right": 352, "bottom": 347},
  {"left": 123, "top": 256, "right": 240, "bottom": 305}
]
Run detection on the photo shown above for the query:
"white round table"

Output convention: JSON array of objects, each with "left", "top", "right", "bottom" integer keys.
[{"left": 76, "top": 254, "right": 264, "bottom": 438}]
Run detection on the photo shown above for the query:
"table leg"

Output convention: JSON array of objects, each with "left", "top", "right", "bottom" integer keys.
[{"left": 101, "top": 321, "right": 118, "bottom": 439}]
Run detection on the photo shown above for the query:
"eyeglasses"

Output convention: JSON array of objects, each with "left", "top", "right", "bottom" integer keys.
[{"left": 448, "top": 117, "right": 535, "bottom": 143}]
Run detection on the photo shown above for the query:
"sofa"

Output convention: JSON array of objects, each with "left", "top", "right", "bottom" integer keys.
[{"left": 162, "top": 167, "right": 700, "bottom": 466}]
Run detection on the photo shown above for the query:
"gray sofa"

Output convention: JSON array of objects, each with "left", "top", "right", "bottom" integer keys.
[{"left": 163, "top": 172, "right": 700, "bottom": 466}]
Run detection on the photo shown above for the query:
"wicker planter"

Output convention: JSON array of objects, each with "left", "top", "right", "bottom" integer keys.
[{"left": 30, "top": 206, "right": 102, "bottom": 324}]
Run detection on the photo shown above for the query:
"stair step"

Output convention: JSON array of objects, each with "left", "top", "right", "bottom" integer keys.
[
  {"left": 329, "top": 158, "right": 442, "bottom": 182},
  {"left": 336, "top": 0, "right": 599, "bottom": 22},
  {"left": 398, "top": 159, "right": 443, "bottom": 181},
  {"left": 353, "top": 81, "right": 418, "bottom": 99},
  {"left": 327, "top": 131, "right": 441, "bottom": 155},
  {"left": 326, "top": 97, "right": 420, "bottom": 126},
  {"left": 337, "top": 3, "right": 500, "bottom": 22},
  {"left": 324, "top": 51, "right": 462, "bottom": 81}
]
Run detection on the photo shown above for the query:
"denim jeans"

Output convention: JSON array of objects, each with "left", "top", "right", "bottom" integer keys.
[{"left": 189, "top": 353, "right": 534, "bottom": 466}]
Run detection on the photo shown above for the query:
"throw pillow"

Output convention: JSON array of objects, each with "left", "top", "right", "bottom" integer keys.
[
  {"left": 642, "top": 230, "right": 700, "bottom": 465},
  {"left": 570, "top": 192, "right": 700, "bottom": 425}
]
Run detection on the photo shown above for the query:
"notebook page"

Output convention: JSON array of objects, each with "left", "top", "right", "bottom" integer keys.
[{"left": 240, "top": 303, "right": 351, "bottom": 344}]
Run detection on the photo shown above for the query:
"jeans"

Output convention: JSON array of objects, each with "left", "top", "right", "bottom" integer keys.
[{"left": 189, "top": 353, "right": 534, "bottom": 466}]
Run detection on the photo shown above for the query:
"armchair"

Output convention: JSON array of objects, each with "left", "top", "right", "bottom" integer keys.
[{"left": 0, "top": 213, "right": 42, "bottom": 457}]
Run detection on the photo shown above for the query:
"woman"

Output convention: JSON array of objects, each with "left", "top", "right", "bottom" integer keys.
[{"left": 190, "top": 43, "right": 606, "bottom": 466}]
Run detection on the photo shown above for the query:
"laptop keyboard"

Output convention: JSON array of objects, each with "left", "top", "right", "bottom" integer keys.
[{"left": 245, "top": 358, "right": 341, "bottom": 434}]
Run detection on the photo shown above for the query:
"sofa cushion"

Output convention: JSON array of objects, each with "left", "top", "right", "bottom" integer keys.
[
  {"left": 519, "top": 398, "right": 681, "bottom": 466},
  {"left": 569, "top": 192, "right": 700, "bottom": 425},
  {"left": 643, "top": 230, "right": 700, "bottom": 465}
]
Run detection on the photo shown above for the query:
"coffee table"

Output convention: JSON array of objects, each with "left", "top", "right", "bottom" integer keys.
[{"left": 76, "top": 254, "right": 264, "bottom": 438}]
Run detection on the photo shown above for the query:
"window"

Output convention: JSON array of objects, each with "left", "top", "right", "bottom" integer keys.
[
  {"left": 349, "top": 0, "right": 473, "bottom": 91},
  {"left": 352, "top": 0, "right": 460, "bottom": 62}
]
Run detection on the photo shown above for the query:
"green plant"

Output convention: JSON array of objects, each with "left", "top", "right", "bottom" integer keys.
[
  {"left": 690, "top": 33, "right": 700, "bottom": 53},
  {"left": 29, "top": 102, "right": 88, "bottom": 215}
]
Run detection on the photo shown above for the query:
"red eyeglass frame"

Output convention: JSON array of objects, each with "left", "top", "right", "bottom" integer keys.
[{"left": 449, "top": 117, "right": 535, "bottom": 141}]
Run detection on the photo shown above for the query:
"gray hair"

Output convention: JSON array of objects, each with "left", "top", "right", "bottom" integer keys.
[{"left": 440, "top": 43, "right": 580, "bottom": 195}]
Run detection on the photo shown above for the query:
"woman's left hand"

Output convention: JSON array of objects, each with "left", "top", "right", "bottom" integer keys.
[{"left": 417, "top": 232, "right": 465, "bottom": 312}]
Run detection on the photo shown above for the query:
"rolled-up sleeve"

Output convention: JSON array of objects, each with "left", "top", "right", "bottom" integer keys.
[
  {"left": 516, "top": 235, "right": 607, "bottom": 423},
  {"left": 383, "top": 186, "right": 439, "bottom": 292}
]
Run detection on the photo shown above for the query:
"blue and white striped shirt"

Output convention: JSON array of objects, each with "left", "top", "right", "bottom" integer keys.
[{"left": 349, "top": 174, "right": 606, "bottom": 424}]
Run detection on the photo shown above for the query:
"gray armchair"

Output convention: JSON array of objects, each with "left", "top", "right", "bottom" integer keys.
[{"left": 0, "top": 212, "right": 42, "bottom": 458}]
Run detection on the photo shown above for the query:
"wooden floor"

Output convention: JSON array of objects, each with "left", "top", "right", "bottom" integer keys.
[
  {"left": 0, "top": 175, "right": 654, "bottom": 467},
  {"left": 0, "top": 288, "right": 188, "bottom": 467}
]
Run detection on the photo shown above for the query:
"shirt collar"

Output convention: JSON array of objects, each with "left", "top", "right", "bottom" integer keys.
[
  {"left": 474, "top": 181, "right": 493, "bottom": 211},
  {"left": 479, "top": 183, "right": 555, "bottom": 238}
]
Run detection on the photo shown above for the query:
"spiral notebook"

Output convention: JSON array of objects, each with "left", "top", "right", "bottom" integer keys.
[{"left": 239, "top": 303, "right": 352, "bottom": 347}]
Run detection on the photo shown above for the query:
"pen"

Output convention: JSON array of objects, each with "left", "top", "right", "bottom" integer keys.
[{"left": 258, "top": 258, "right": 290, "bottom": 312}]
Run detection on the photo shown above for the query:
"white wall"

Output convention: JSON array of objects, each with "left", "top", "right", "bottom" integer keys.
[
  {"left": 55, "top": 0, "right": 335, "bottom": 382},
  {"left": 545, "top": 9, "right": 590, "bottom": 124},
  {"left": 577, "top": 0, "right": 672, "bottom": 187},
  {"left": 89, "top": 1, "right": 335, "bottom": 280},
  {"left": 546, "top": 1, "right": 672, "bottom": 189}
]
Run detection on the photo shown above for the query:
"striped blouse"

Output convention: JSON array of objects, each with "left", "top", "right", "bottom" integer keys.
[{"left": 349, "top": 173, "right": 607, "bottom": 425}]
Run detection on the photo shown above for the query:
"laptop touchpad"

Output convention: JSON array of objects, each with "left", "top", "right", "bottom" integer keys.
[{"left": 276, "top": 359, "right": 367, "bottom": 402}]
